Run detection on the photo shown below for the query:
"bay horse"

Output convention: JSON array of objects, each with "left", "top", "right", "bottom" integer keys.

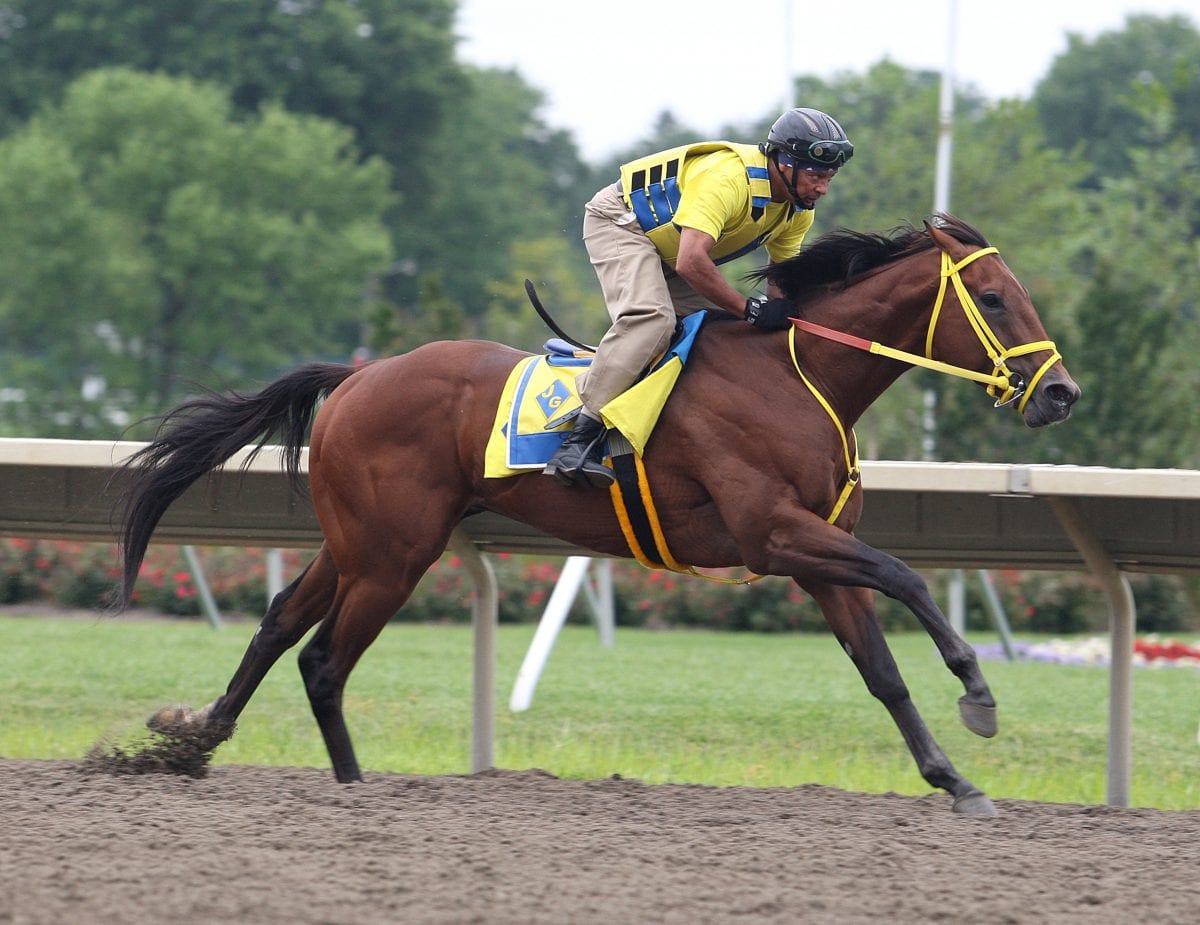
[{"left": 117, "top": 215, "right": 1079, "bottom": 816}]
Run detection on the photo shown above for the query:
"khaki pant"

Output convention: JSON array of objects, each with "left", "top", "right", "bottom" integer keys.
[{"left": 575, "top": 183, "right": 710, "bottom": 413}]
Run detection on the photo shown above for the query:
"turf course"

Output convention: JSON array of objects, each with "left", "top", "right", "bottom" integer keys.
[{"left": 1, "top": 614, "right": 1196, "bottom": 809}]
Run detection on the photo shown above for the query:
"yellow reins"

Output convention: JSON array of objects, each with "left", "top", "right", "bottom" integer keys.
[{"left": 784, "top": 242, "right": 1063, "bottom": 529}]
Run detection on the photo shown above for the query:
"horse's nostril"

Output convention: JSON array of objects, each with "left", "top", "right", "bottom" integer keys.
[{"left": 1045, "top": 383, "right": 1079, "bottom": 408}]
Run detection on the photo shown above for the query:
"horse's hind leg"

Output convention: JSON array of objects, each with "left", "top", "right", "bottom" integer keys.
[
  {"left": 804, "top": 581, "right": 997, "bottom": 817},
  {"left": 296, "top": 551, "right": 447, "bottom": 783},
  {"left": 149, "top": 545, "right": 339, "bottom": 750}
]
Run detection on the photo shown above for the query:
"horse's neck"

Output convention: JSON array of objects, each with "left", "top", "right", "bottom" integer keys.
[{"left": 798, "top": 267, "right": 937, "bottom": 426}]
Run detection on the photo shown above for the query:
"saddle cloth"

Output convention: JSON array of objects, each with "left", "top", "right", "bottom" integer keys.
[{"left": 483, "top": 311, "right": 707, "bottom": 478}]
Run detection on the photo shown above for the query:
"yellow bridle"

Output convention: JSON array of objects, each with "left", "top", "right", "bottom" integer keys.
[
  {"left": 793, "top": 246, "right": 1061, "bottom": 415},
  {"left": 787, "top": 244, "right": 1062, "bottom": 525},
  {"left": 925, "top": 247, "right": 1061, "bottom": 413}
]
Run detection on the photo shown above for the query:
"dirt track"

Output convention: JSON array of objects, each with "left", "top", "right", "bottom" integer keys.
[{"left": 2, "top": 759, "right": 1198, "bottom": 924}]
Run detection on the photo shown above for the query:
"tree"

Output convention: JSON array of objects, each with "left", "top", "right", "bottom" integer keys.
[
  {"left": 1033, "top": 14, "right": 1200, "bottom": 180},
  {"left": 0, "top": 0, "right": 462, "bottom": 179},
  {"left": 1047, "top": 88, "right": 1199, "bottom": 468},
  {"left": 382, "top": 65, "right": 593, "bottom": 333},
  {"left": 0, "top": 0, "right": 483, "bottom": 302},
  {"left": 0, "top": 67, "right": 394, "bottom": 434}
]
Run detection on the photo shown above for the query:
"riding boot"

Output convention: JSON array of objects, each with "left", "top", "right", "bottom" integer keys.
[{"left": 543, "top": 413, "right": 615, "bottom": 488}]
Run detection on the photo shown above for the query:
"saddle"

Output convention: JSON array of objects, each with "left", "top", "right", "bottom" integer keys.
[{"left": 482, "top": 310, "right": 707, "bottom": 478}]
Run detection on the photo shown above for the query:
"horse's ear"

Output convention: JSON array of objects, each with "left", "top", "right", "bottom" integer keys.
[{"left": 924, "top": 218, "right": 967, "bottom": 259}]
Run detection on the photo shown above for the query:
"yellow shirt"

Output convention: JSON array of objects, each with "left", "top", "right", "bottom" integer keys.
[{"left": 619, "top": 142, "right": 812, "bottom": 267}]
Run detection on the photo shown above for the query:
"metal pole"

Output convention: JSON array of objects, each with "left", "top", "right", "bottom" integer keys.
[
  {"left": 1047, "top": 497, "right": 1135, "bottom": 807},
  {"left": 509, "top": 555, "right": 593, "bottom": 712},
  {"left": 976, "top": 569, "right": 1017, "bottom": 661},
  {"left": 783, "top": 0, "right": 796, "bottom": 110},
  {"left": 446, "top": 527, "right": 497, "bottom": 773},
  {"left": 934, "top": 0, "right": 958, "bottom": 216},
  {"left": 181, "top": 545, "right": 222, "bottom": 630},
  {"left": 948, "top": 569, "right": 966, "bottom": 635},
  {"left": 266, "top": 548, "right": 284, "bottom": 601}
]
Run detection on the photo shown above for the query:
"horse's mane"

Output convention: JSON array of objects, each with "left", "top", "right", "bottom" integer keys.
[{"left": 747, "top": 212, "right": 990, "bottom": 302}]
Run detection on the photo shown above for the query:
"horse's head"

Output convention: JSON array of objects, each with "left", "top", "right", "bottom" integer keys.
[{"left": 924, "top": 219, "right": 1080, "bottom": 428}]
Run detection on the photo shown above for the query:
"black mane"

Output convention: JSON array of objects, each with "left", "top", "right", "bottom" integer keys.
[{"left": 747, "top": 213, "right": 990, "bottom": 302}]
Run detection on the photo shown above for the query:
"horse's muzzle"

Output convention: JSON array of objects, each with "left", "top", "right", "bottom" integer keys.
[{"left": 1021, "top": 370, "right": 1081, "bottom": 427}]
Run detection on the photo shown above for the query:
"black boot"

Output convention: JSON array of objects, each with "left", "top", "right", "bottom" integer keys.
[{"left": 543, "top": 414, "right": 615, "bottom": 488}]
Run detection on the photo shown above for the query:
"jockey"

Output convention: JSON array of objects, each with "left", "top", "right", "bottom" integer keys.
[{"left": 545, "top": 107, "right": 854, "bottom": 488}]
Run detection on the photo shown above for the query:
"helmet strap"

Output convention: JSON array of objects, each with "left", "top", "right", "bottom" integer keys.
[{"left": 771, "top": 152, "right": 811, "bottom": 212}]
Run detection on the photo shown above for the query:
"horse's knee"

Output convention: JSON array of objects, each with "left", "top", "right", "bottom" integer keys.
[{"left": 252, "top": 611, "right": 301, "bottom": 652}]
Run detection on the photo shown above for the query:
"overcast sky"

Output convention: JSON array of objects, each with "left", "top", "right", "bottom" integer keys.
[{"left": 455, "top": 0, "right": 1198, "bottom": 159}]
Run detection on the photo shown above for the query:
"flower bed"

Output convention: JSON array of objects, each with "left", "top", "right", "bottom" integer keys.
[
  {"left": 976, "top": 635, "right": 1200, "bottom": 669},
  {"left": 1, "top": 538, "right": 1197, "bottom": 634}
]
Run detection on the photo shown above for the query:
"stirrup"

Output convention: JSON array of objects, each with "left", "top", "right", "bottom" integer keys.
[{"left": 543, "top": 415, "right": 614, "bottom": 488}]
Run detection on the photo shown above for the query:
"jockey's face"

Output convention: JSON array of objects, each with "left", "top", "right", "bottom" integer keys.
[
  {"left": 786, "top": 165, "right": 836, "bottom": 209},
  {"left": 771, "top": 155, "right": 838, "bottom": 210}
]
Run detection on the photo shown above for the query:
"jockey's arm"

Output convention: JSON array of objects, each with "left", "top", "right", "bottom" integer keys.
[{"left": 675, "top": 227, "right": 758, "bottom": 319}]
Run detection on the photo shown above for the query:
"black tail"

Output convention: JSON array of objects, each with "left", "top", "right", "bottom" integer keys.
[{"left": 118, "top": 362, "right": 357, "bottom": 608}]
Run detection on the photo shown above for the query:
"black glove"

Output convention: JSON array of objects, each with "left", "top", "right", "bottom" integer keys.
[{"left": 744, "top": 297, "right": 795, "bottom": 331}]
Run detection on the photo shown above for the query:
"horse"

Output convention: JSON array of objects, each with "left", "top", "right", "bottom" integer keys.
[{"left": 116, "top": 214, "right": 1079, "bottom": 816}]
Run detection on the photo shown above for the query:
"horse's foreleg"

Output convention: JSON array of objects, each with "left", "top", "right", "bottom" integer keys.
[
  {"left": 804, "top": 581, "right": 997, "bottom": 816},
  {"left": 148, "top": 546, "right": 339, "bottom": 748},
  {"left": 859, "top": 551, "right": 997, "bottom": 738},
  {"left": 747, "top": 515, "right": 996, "bottom": 738}
]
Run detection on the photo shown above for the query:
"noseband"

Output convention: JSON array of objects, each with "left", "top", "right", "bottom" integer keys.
[{"left": 793, "top": 245, "right": 1061, "bottom": 415}]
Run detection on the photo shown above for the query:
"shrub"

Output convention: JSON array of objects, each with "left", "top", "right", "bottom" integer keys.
[{"left": 0, "top": 538, "right": 1194, "bottom": 634}]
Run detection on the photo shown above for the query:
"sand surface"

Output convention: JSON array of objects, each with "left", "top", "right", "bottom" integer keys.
[{"left": 2, "top": 759, "right": 1198, "bottom": 924}]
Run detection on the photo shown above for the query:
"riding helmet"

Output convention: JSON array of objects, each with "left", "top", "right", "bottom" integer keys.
[{"left": 760, "top": 108, "right": 854, "bottom": 167}]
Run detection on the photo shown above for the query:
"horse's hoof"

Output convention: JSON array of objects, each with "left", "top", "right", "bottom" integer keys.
[
  {"left": 953, "top": 790, "right": 998, "bottom": 817},
  {"left": 148, "top": 705, "right": 189, "bottom": 731},
  {"left": 958, "top": 697, "right": 998, "bottom": 738},
  {"left": 147, "top": 704, "right": 209, "bottom": 732}
]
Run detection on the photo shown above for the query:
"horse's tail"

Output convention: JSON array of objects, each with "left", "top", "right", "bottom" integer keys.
[{"left": 117, "top": 362, "right": 357, "bottom": 609}]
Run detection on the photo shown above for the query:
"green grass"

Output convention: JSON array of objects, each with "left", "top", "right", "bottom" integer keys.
[{"left": 1, "top": 614, "right": 1197, "bottom": 809}]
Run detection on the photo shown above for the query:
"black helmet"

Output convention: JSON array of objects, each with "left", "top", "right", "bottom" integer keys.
[{"left": 760, "top": 108, "right": 854, "bottom": 167}]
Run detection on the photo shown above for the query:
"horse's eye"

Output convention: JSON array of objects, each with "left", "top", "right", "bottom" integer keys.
[{"left": 980, "top": 292, "right": 1003, "bottom": 310}]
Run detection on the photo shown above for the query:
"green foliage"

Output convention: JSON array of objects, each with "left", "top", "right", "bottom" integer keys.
[
  {"left": 0, "top": 0, "right": 463, "bottom": 211},
  {"left": 410, "top": 66, "right": 590, "bottom": 312},
  {"left": 0, "top": 0, "right": 595, "bottom": 358},
  {"left": 1034, "top": 14, "right": 1200, "bottom": 179},
  {"left": 0, "top": 67, "right": 394, "bottom": 432}
]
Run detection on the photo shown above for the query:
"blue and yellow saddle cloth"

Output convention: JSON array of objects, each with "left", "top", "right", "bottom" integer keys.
[{"left": 483, "top": 311, "right": 707, "bottom": 478}]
